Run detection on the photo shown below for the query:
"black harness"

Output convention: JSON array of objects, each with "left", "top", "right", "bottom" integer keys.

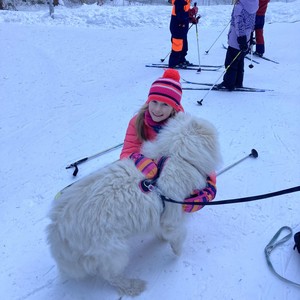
[
  {"left": 139, "top": 156, "right": 170, "bottom": 209},
  {"left": 139, "top": 156, "right": 169, "bottom": 192}
]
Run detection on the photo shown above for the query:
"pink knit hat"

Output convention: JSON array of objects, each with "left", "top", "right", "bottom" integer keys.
[{"left": 146, "top": 69, "right": 184, "bottom": 112}]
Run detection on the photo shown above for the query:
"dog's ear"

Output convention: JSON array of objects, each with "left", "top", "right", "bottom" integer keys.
[
  {"left": 178, "top": 116, "right": 222, "bottom": 172},
  {"left": 188, "top": 117, "right": 215, "bottom": 137}
]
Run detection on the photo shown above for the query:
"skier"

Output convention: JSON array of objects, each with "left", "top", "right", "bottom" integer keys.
[
  {"left": 168, "top": 0, "right": 199, "bottom": 68},
  {"left": 254, "top": 0, "right": 270, "bottom": 56},
  {"left": 120, "top": 69, "right": 217, "bottom": 213},
  {"left": 218, "top": 0, "right": 259, "bottom": 91}
]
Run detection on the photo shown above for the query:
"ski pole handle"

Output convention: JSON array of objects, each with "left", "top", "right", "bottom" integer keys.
[
  {"left": 66, "top": 143, "right": 124, "bottom": 176},
  {"left": 66, "top": 157, "right": 88, "bottom": 170}
]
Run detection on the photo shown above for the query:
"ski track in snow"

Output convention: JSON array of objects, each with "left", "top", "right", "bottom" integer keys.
[{"left": 17, "top": 277, "right": 57, "bottom": 300}]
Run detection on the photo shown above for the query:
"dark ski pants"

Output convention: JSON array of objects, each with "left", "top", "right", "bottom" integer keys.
[
  {"left": 168, "top": 16, "right": 189, "bottom": 68},
  {"left": 223, "top": 46, "right": 246, "bottom": 90}
]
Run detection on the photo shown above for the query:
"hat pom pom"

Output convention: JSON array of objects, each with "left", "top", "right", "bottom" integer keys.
[{"left": 162, "top": 69, "right": 180, "bottom": 82}]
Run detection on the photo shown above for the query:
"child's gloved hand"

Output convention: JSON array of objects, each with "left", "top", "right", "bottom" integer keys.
[
  {"left": 129, "top": 153, "right": 158, "bottom": 179},
  {"left": 237, "top": 35, "right": 248, "bottom": 52},
  {"left": 182, "top": 174, "right": 217, "bottom": 213}
]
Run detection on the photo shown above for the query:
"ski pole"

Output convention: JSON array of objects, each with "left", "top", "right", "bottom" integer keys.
[
  {"left": 160, "top": 50, "right": 171, "bottom": 63},
  {"left": 160, "top": 23, "right": 194, "bottom": 62},
  {"left": 217, "top": 148, "right": 258, "bottom": 176},
  {"left": 195, "top": 21, "right": 202, "bottom": 72},
  {"left": 249, "top": 42, "right": 254, "bottom": 69},
  {"left": 190, "top": 2, "right": 201, "bottom": 72},
  {"left": 204, "top": 20, "right": 231, "bottom": 54},
  {"left": 66, "top": 143, "right": 124, "bottom": 176},
  {"left": 249, "top": 47, "right": 254, "bottom": 69},
  {"left": 197, "top": 49, "right": 242, "bottom": 105}
]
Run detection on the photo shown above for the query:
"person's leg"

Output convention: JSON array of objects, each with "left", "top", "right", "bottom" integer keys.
[
  {"left": 179, "top": 24, "right": 189, "bottom": 64},
  {"left": 222, "top": 47, "right": 241, "bottom": 90},
  {"left": 169, "top": 38, "right": 183, "bottom": 67},
  {"left": 255, "top": 15, "right": 265, "bottom": 55},
  {"left": 169, "top": 18, "right": 187, "bottom": 68},
  {"left": 235, "top": 52, "right": 246, "bottom": 88}
]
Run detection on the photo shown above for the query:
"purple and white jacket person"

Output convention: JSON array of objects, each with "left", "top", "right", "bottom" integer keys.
[{"left": 228, "top": 0, "right": 259, "bottom": 50}]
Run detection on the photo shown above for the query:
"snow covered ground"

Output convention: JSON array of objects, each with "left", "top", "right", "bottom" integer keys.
[{"left": 1, "top": 1, "right": 300, "bottom": 299}]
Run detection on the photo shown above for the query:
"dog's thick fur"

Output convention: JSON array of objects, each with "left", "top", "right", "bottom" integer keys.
[{"left": 46, "top": 113, "right": 221, "bottom": 296}]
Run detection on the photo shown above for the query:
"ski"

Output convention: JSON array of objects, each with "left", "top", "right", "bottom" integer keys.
[
  {"left": 181, "top": 78, "right": 273, "bottom": 92},
  {"left": 253, "top": 53, "right": 279, "bottom": 64},
  {"left": 145, "top": 64, "right": 221, "bottom": 72},
  {"left": 149, "top": 63, "right": 223, "bottom": 69},
  {"left": 184, "top": 87, "right": 269, "bottom": 93},
  {"left": 222, "top": 44, "right": 260, "bottom": 64},
  {"left": 182, "top": 78, "right": 215, "bottom": 86}
]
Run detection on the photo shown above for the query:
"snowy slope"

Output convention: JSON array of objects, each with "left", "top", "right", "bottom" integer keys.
[{"left": 0, "top": 2, "right": 300, "bottom": 300}]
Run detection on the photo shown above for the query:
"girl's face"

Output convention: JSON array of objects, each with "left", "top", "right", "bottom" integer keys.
[{"left": 148, "top": 100, "right": 174, "bottom": 122}]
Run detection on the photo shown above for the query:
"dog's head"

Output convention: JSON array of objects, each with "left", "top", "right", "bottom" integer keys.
[{"left": 142, "top": 112, "right": 222, "bottom": 175}]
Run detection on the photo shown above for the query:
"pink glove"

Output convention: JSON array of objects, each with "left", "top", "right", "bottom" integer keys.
[
  {"left": 189, "top": 8, "right": 201, "bottom": 24},
  {"left": 189, "top": 6, "right": 198, "bottom": 17},
  {"left": 182, "top": 174, "right": 217, "bottom": 213},
  {"left": 129, "top": 153, "right": 158, "bottom": 179}
]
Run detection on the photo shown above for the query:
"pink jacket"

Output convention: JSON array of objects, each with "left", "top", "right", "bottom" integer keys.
[{"left": 120, "top": 115, "right": 157, "bottom": 159}]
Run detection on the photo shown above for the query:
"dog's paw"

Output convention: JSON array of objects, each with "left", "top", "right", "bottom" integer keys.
[{"left": 116, "top": 278, "right": 146, "bottom": 297}]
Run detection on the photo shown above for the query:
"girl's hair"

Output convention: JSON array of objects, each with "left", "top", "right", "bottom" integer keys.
[{"left": 135, "top": 103, "right": 176, "bottom": 142}]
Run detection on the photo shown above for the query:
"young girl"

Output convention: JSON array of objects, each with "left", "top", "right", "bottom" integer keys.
[
  {"left": 218, "top": 0, "right": 258, "bottom": 90},
  {"left": 120, "top": 68, "right": 217, "bottom": 213}
]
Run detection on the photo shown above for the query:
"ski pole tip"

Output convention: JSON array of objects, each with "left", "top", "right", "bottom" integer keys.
[
  {"left": 251, "top": 149, "right": 258, "bottom": 158},
  {"left": 197, "top": 68, "right": 202, "bottom": 73},
  {"left": 197, "top": 100, "right": 203, "bottom": 106}
]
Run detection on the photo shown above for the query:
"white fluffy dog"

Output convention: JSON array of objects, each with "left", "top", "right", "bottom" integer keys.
[{"left": 46, "top": 112, "right": 221, "bottom": 296}]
